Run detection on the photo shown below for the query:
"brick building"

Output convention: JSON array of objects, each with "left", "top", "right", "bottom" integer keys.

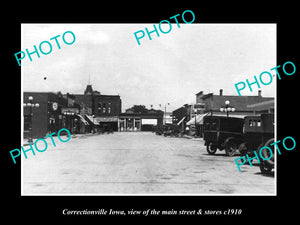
[
  {"left": 195, "top": 89, "right": 274, "bottom": 117},
  {"left": 172, "top": 104, "right": 192, "bottom": 132},
  {"left": 172, "top": 89, "right": 274, "bottom": 136},
  {"left": 72, "top": 84, "right": 122, "bottom": 131},
  {"left": 23, "top": 92, "right": 81, "bottom": 139},
  {"left": 23, "top": 84, "right": 122, "bottom": 139}
]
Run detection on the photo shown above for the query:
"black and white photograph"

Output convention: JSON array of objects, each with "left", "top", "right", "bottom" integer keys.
[
  {"left": 21, "top": 23, "right": 276, "bottom": 195},
  {"left": 4, "top": 4, "right": 298, "bottom": 222}
]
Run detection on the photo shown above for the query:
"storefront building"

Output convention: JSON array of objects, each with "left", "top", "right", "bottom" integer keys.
[
  {"left": 23, "top": 92, "right": 83, "bottom": 139},
  {"left": 93, "top": 95, "right": 121, "bottom": 131},
  {"left": 189, "top": 89, "right": 274, "bottom": 136},
  {"left": 172, "top": 104, "right": 192, "bottom": 133},
  {"left": 119, "top": 111, "right": 163, "bottom": 131},
  {"left": 195, "top": 89, "right": 274, "bottom": 117},
  {"left": 171, "top": 89, "right": 275, "bottom": 137},
  {"left": 72, "top": 85, "right": 122, "bottom": 132}
]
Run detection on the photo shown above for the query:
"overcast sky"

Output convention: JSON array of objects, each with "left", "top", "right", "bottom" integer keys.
[{"left": 22, "top": 23, "right": 276, "bottom": 112}]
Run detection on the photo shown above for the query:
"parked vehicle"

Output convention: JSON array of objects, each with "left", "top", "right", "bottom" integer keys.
[
  {"left": 238, "top": 113, "right": 274, "bottom": 174},
  {"left": 162, "top": 124, "right": 180, "bottom": 137},
  {"left": 203, "top": 113, "right": 274, "bottom": 173},
  {"left": 203, "top": 116, "right": 244, "bottom": 156},
  {"left": 155, "top": 126, "right": 164, "bottom": 135}
]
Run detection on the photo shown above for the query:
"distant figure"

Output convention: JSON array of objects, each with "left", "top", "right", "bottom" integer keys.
[{"left": 49, "top": 119, "right": 55, "bottom": 133}]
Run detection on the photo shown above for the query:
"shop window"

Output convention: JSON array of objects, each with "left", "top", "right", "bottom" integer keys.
[
  {"left": 249, "top": 119, "right": 257, "bottom": 127},
  {"left": 97, "top": 102, "right": 102, "bottom": 110}
]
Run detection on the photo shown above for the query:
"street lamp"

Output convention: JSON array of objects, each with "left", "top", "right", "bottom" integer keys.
[
  {"left": 24, "top": 96, "right": 39, "bottom": 144},
  {"left": 220, "top": 100, "right": 235, "bottom": 117}
]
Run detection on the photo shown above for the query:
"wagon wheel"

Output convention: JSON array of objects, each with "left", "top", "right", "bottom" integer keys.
[
  {"left": 225, "top": 140, "right": 237, "bottom": 156},
  {"left": 238, "top": 142, "right": 248, "bottom": 156},
  {"left": 206, "top": 142, "right": 217, "bottom": 155},
  {"left": 259, "top": 161, "right": 273, "bottom": 174}
]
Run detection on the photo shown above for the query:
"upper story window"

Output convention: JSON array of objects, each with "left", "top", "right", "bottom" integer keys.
[
  {"left": 249, "top": 119, "right": 261, "bottom": 127},
  {"left": 97, "top": 101, "right": 114, "bottom": 114}
]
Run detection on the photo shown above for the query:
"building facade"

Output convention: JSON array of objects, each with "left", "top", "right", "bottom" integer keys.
[
  {"left": 172, "top": 104, "right": 192, "bottom": 133},
  {"left": 119, "top": 109, "right": 163, "bottom": 131},
  {"left": 23, "top": 84, "right": 122, "bottom": 139},
  {"left": 93, "top": 95, "right": 121, "bottom": 131},
  {"left": 171, "top": 89, "right": 275, "bottom": 137},
  {"left": 195, "top": 89, "right": 274, "bottom": 117},
  {"left": 23, "top": 92, "right": 82, "bottom": 139},
  {"left": 72, "top": 84, "right": 122, "bottom": 132}
]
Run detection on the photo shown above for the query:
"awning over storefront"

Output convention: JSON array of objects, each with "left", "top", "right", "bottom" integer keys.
[
  {"left": 211, "top": 113, "right": 248, "bottom": 119},
  {"left": 77, "top": 114, "right": 89, "bottom": 125},
  {"left": 186, "top": 113, "right": 209, "bottom": 125},
  {"left": 85, "top": 115, "right": 100, "bottom": 125},
  {"left": 177, "top": 116, "right": 186, "bottom": 125}
]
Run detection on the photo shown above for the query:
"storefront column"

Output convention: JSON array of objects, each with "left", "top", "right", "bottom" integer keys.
[
  {"left": 139, "top": 119, "right": 141, "bottom": 131},
  {"left": 124, "top": 118, "right": 127, "bottom": 131}
]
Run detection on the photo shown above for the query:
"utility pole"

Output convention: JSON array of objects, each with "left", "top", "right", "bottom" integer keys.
[{"left": 159, "top": 103, "right": 170, "bottom": 125}]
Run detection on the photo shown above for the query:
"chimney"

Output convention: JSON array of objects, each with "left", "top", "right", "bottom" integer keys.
[
  {"left": 219, "top": 89, "right": 223, "bottom": 96},
  {"left": 258, "top": 90, "right": 262, "bottom": 97}
]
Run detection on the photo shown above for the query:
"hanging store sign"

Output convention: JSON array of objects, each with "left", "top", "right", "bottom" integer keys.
[
  {"left": 194, "top": 103, "right": 206, "bottom": 109},
  {"left": 52, "top": 102, "right": 58, "bottom": 111},
  {"left": 141, "top": 118, "right": 157, "bottom": 125}
]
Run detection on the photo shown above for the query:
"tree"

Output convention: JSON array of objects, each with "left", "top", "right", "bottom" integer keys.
[{"left": 126, "top": 105, "right": 149, "bottom": 114}]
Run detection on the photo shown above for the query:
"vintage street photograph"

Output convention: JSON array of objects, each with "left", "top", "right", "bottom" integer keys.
[{"left": 21, "top": 23, "right": 276, "bottom": 195}]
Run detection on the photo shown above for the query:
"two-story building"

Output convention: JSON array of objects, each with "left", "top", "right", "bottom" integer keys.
[
  {"left": 172, "top": 104, "right": 192, "bottom": 133},
  {"left": 186, "top": 89, "right": 275, "bottom": 136},
  {"left": 23, "top": 91, "right": 83, "bottom": 139},
  {"left": 195, "top": 89, "right": 274, "bottom": 117},
  {"left": 72, "top": 84, "right": 122, "bottom": 131}
]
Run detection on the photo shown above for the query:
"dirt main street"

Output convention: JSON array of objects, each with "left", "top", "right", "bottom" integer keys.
[{"left": 22, "top": 132, "right": 275, "bottom": 195}]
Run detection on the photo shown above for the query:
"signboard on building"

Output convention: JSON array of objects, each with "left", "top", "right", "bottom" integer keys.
[
  {"left": 141, "top": 118, "right": 157, "bottom": 125},
  {"left": 61, "top": 108, "right": 79, "bottom": 114},
  {"left": 194, "top": 103, "right": 206, "bottom": 109}
]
